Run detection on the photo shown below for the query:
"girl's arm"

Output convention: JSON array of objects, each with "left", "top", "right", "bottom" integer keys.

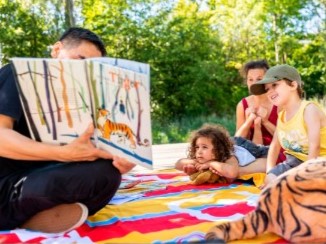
[
  {"left": 209, "top": 156, "right": 239, "bottom": 180},
  {"left": 266, "top": 132, "right": 281, "bottom": 173},
  {"left": 304, "top": 104, "right": 323, "bottom": 159},
  {"left": 175, "top": 158, "right": 198, "bottom": 175}
]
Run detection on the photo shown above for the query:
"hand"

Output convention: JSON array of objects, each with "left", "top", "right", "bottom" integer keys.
[
  {"left": 209, "top": 161, "right": 223, "bottom": 176},
  {"left": 195, "top": 162, "right": 210, "bottom": 171},
  {"left": 183, "top": 164, "right": 198, "bottom": 175},
  {"left": 256, "top": 106, "right": 268, "bottom": 122},
  {"left": 245, "top": 107, "right": 256, "bottom": 120},
  {"left": 112, "top": 155, "right": 136, "bottom": 174},
  {"left": 61, "top": 124, "right": 113, "bottom": 162},
  {"left": 259, "top": 173, "right": 277, "bottom": 190}
]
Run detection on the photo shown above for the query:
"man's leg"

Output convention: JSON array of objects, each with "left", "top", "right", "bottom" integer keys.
[
  {"left": 21, "top": 202, "right": 89, "bottom": 233},
  {"left": 1, "top": 159, "right": 121, "bottom": 230}
]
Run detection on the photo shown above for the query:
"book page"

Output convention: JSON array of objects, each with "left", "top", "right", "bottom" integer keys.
[
  {"left": 11, "top": 58, "right": 93, "bottom": 145},
  {"left": 88, "top": 59, "right": 153, "bottom": 169},
  {"left": 11, "top": 57, "right": 153, "bottom": 169}
]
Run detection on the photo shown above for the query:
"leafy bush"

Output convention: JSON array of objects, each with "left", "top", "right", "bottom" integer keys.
[
  {"left": 152, "top": 113, "right": 236, "bottom": 144},
  {"left": 152, "top": 95, "right": 326, "bottom": 145}
]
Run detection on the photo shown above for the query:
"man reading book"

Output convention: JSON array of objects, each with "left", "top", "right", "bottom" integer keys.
[{"left": 0, "top": 27, "right": 135, "bottom": 233}]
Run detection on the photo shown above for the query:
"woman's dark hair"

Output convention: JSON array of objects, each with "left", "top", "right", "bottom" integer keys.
[
  {"left": 187, "top": 123, "right": 234, "bottom": 162},
  {"left": 240, "top": 59, "right": 269, "bottom": 79},
  {"left": 59, "top": 27, "right": 107, "bottom": 56}
]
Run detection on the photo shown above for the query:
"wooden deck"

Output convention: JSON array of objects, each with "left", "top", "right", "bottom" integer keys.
[{"left": 130, "top": 143, "right": 189, "bottom": 173}]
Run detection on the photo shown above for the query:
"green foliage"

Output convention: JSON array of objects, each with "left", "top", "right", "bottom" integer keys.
[
  {"left": 290, "top": 33, "right": 326, "bottom": 99},
  {"left": 148, "top": 2, "right": 228, "bottom": 121},
  {"left": 0, "top": 0, "right": 325, "bottom": 141},
  {"left": 0, "top": 0, "right": 72, "bottom": 62},
  {"left": 0, "top": 1, "right": 47, "bottom": 61},
  {"left": 152, "top": 113, "right": 236, "bottom": 144}
]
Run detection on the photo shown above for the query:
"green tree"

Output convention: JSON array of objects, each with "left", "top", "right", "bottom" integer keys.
[
  {"left": 0, "top": 0, "right": 324, "bottom": 128},
  {"left": 0, "top": 0, "right": 80, "bottom": 64},
  {"left": 0, "top": 0, "right": 52, "bottom": 62}
]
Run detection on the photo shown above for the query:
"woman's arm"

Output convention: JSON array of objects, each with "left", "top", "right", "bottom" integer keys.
[
  {"left": 236, "top": 101, "right": 246, "bottom": 131},
  {"left": 261, "top": 119, "right": 277, "bottom": 136},
  {"left": 257, "top": 106, "right": 277, "bottom": 137},
  {"left": 235, "top": 102, "right": 255, "bottom": 138}
]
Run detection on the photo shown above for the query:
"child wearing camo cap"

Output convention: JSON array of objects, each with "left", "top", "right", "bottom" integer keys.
[{"left": 250, "top": 64, "right": 326, "bottom": 188}]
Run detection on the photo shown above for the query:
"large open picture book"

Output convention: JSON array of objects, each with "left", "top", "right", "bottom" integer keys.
[{"left": 11, "top": 57, "right": 153, "bottom": 169}]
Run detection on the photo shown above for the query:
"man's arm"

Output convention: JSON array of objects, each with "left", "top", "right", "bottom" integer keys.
[{"left": 0, "top": 114, "right": 113, "bottom": 162}]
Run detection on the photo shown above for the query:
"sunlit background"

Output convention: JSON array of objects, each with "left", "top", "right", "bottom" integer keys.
[{"left": 0, "top": 0, "right": 325, "bottom": 143}]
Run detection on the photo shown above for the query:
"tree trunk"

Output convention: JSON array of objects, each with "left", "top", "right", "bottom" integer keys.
[
  {"left": 272, "top": 13, "right": 279, "bottom": 63},
  {"left": 65, "top": 0, "right": 75, "bottom": 28}
]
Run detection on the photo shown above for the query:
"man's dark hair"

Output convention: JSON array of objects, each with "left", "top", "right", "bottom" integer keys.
[
  {"left": 59, "top": 27, "right": 107, "bottom": 56},
  {"left": 241, "top": 59, "right": 269, "bottom": 78}
]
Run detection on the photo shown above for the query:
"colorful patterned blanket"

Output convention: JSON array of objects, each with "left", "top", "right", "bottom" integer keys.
[{"left": 0, "top": 170, "right": 285, "bottom": 243}]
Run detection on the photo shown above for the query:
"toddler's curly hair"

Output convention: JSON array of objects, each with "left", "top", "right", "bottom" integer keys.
[{"left": 187, "top": 123, "right": 234, "bottom": 162}]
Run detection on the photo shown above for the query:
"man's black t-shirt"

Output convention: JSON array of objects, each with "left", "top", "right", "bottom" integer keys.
[{"left": 0, "top": 64, "right": 30, "bottom": 137}]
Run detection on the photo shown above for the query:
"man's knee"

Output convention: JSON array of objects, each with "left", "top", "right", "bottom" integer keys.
[{"left": 21, "top": 160, "right": 121, "bottom": 202}]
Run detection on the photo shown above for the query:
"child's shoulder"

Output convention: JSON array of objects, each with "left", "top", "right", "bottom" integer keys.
[
  {"left": 304, "top": 100, "right": 326, "bottom": 114},
  {"left": 303, "top": 100, "right": 326, "bottom": 123}
]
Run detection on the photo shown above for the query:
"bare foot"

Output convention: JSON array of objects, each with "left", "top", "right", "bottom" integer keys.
[{"left": 112, "top": 156, "right": 136, "bottom": 174}]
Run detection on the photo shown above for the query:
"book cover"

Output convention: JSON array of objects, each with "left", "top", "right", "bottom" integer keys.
[{"left": 11, "top": 57, "right": 153, "bottom": 169}]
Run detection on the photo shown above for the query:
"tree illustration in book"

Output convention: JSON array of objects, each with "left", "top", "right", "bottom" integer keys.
[{"left": 11, "top": 58, "right": 153, "bottom": 169}]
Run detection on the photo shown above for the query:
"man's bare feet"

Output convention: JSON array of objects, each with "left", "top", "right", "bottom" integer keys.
[
  {"left": 112, "top": 156, "right": 136, "bottom": 174},
  {"left": 21, "top": 203, "right": 88, "bottom": 233}
]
